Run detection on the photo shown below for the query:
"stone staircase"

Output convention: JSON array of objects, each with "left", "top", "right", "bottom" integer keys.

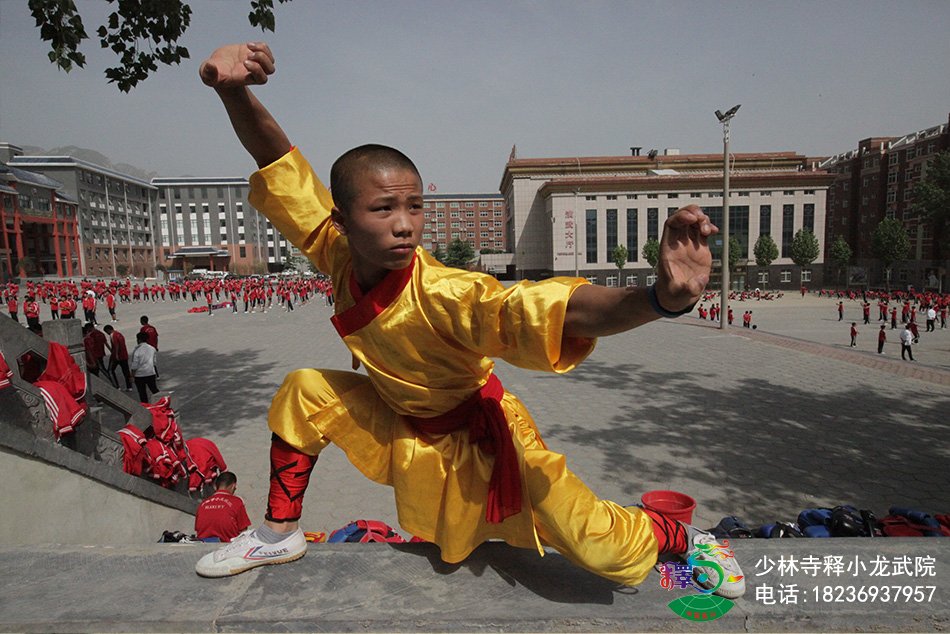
[{"left": 0, "top": 314, "right": 199, "bottom": 542}]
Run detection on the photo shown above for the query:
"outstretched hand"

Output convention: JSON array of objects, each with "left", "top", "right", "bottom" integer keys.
[
  {"left": 655, "top": 205, "right": 718, "bottom": 312},
  {"left": 199, "top": 42, "right": 275, "bottom": 88}
]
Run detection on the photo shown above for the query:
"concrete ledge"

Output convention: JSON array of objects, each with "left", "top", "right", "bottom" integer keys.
[
  {"left": 0, "top": 539, "right": 947, "bottom": 632},
  {"left": 0, "top": 419, "right": 198, "bottom": 515}
]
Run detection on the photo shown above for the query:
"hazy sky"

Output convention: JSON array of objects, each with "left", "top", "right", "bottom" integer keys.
[{"left": 1, "top": 0, "right": 948, "bottom": 192}]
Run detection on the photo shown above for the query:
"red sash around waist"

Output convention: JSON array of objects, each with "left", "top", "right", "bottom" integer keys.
[{"left": 406, "top": 374, "right": 521, "bottom": 524}]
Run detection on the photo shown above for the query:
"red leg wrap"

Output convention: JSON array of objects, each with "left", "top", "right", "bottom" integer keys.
[
  {"left": 642, "top": 508, "right": 690, "bottom": 554},
  {"left": 265, "top": 434, "right": 317, "bottom": 522}
]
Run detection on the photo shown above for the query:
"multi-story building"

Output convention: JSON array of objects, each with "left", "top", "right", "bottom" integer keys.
[
  {"left": 4, "top": 144, "right": 156, "bottom": 278},
  {"left": 500, "top": 149, "right": 835, "bottom": 288},
  {"left": 150, "top": 176, "right": 292, "bottom": 275},
  {"left": 820, "top": 114, "right": 949, "bottom": 289},
  {"left": 0, "top": 162, "right": 80, "bottom": 280},
  {"left": 421, "top": 193, "right": 507, "bottom": 254}
]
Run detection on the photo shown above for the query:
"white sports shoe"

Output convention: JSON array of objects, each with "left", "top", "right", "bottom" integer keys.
[
  {"left": 195, "top": 528, "right": 307, "bottom": 578},
  {"left": 685, "top": 531, "right": 746, "bottom": 598}
]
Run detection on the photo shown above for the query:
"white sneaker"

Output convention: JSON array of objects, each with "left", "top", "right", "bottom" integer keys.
[
  {"left": 195, "top": 528, "right": 307, "bottom": 578},
  {"left": 685, "top": 531, "right": 746, "bottom": 598}
]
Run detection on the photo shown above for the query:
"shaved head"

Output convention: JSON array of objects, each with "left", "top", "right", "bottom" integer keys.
[{"left": 330, "top": 144, "right": 421, "bottom": 213}]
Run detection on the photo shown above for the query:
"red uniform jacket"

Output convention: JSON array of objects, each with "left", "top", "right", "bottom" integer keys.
[
  {"left": 194, "top": 491, "right": 251, "bottom": 542},
  {"left": 109, "top": 330, "right": 129, "bottom": 361}
]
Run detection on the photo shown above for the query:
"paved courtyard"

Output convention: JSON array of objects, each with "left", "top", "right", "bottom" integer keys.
[{"left": 117, "top": 290, "right": 950, "bottom": 536}]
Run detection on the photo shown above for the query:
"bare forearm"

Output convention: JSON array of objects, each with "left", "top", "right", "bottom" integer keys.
[
  {"left": 215, "top": 86, "right": 290, "bottom": 169},
  {"left": 563, "top": 285, "right": 660, "bottom": 339}
]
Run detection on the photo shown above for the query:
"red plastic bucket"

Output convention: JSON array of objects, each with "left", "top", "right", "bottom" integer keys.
[{"left": 641, "top": 490, "right": 696, "bottom": 524}]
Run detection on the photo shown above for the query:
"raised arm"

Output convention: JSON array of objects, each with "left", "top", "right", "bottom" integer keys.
[
  {"left": 199, "top": 42, "right": 289, "bottom": 169},
  {"left": 563, "top": 205, "right": 717, "bottom": 338}
]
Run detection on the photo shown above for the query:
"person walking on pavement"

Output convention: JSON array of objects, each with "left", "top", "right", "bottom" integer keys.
[
  {"left": 850, "top": 322, "right": 858, "bottom": 347},
  {"left": 877, "top": 324, "right": 886, "bottom": 354},
  {"left": 104, "top": 325, "right": 133, "bottom": 391},
  {"left": 130, "top": 332, "right": 159, "bottom": 403},
  {"left": 900, "top": 324, "right": 915, "bottom": 361}
]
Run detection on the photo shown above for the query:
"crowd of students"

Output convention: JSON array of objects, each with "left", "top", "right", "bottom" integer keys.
[{"left": 3, "top": 274, "right": 335, "bottom": 324}]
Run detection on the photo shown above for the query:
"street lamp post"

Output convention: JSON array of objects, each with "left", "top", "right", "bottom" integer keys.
[{"left": 715, "top": 105, "right": 740, "bottom": 330}]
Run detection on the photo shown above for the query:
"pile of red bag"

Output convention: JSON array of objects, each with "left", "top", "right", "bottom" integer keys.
[
  {"left": 31, "top": 342, "right": 89, "bottom": 439},
  {"left": 118, "top": 396, "right": 227, "bottom": 492}
]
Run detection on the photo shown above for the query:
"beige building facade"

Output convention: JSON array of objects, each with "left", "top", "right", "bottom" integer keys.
[{"left": 501, "top": 150, "right": 835, "bottom": 289}]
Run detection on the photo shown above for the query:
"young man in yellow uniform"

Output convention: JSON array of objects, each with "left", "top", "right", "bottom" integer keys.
[{"left": 195, "top": 42, "right": 744, "bottom": 598}]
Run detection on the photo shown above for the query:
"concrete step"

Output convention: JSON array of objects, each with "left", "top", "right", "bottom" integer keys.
[{"left": 0, "top": 538, "right": 946, "bottom": 632}]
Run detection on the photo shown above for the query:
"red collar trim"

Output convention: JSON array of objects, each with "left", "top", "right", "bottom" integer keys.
[{"left": 330, "top": 254, "right": 416, "bottom": 338}]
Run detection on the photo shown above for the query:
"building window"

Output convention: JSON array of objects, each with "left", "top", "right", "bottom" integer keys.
[
  {"left": 801, "top": 269, "right": 812, "bottom": 282},
  {"left": 780, "top": 269, "right": 791, "bottom": 283},
  {"left": 759, "top": 205, "right": 771, "bottom": 237},
  {"left": 626, "top": 275, "right": 637, "bottom": 286},
  {"left": 239, "top": 246, "right": 246, "bottom": 258},
  {"left": 606, "top": 275, "right": 618, "bottom": 287},
  {"left": 667, "top": 207, "right": 677, "bottom": 218},
  {"left": 781, "top": 205, "right": 794, "bottom": 258},
  {"left": 803, "top": 203, "right": 815, "bottom": 232},
  {"left": 586, "top": 209, "right": 598, "bottom": 264},
  {"left": 647, "top": 208, "right": 659, "bottom": 241},
  {"left": 626, "top": 209, "right": 638, "bottom": 261},
  {"left": 586, "top": 275, "right": 598, "bottom": 284},
  {"left": 757, "top": 270, "right": 769, "bottom": 284},
  {"left": 606, "top": 209, "right": 618, "bottom": 253},
  {"left": 585, "top": 196, "right": 596, "bottom": 201}
]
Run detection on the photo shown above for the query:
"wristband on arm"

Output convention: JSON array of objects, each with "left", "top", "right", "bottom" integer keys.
[{"left": 647, "top": 284, "right": 695, "bottom": 318}]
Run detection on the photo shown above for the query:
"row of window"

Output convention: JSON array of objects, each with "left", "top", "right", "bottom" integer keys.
[
  {"left": 164, "top": 186, "right": 247, "bottom": 200},
  {"left": 583, "top": 204, "right": 816, "bottom": 264},
  {"left": 583, "top": 190, "right": 816, "bottom": 202},
  {"left": 425, "top": 211, "right": 503, "bottom": 219},
  {"left": 588, "top": 269, "right": 815, "bottom": 287},
  {"left": 423, "top": 201, "right": 503, "bottom": 209}
]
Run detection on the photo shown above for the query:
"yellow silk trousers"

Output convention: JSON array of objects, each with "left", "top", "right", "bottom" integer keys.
[{"left": 268, "top": 368, "right": 659, "bottom": 586}]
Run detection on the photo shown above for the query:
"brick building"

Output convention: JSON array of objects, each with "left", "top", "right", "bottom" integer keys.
[
  {"left": 820, "top": 114, "right": 949, "bottom": 289},
  {"left": 4, "top": 144, "right": 156, "bottom": 278},
  {"left": 421, "top": 193, "right": 507, "bottom": 255},
  {"left": 0, "top": 163, "right": 81, "bottom": 280}
]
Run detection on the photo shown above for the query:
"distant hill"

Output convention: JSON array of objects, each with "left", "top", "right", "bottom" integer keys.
[{"left": 20, "top": 145, "right": 157, "bottom": 182}]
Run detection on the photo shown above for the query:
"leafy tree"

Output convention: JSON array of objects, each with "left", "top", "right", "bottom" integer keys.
[
  {"left": 912, "top": 150, "right": 950, "bottom": 261},
  {"left": 116, "top": 263, "right": 129, "bottom": 276},
  {"left": 282, "top": 253, "right": 304, "bottom": 272},
  {"left": 642, "top": 238, "right": 660, "bottom": 270},
  {"left": 28, "top": 0, "right": 292, "bottom": 91},
  {"left": 155, "top": 263, "right": 168, "bottom": 273},
  {"left": 611, "top": 244, "right": 628, "bottom": 280},
  {"left": 443, "top": 238, "right": 475, "bottom": 269},
  {"left": 727, "top": 235, "right": 742, "bottom": 274},
  {"left": 871, "top": 218, "right": 910, "bottom": 291},
  {"left": 828, "top": 235, "right": 852, "bottom": 289},
  {"left": 790, "top": 228, "right": 820, "bottom": 282},
  {"left": 431, "top": 244, "right": 446, "bottom": 264},
  {"left": 753, "top": 234, "right": 778, "bottom": 288}
]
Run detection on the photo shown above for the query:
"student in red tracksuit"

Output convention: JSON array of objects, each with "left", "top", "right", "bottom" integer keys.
[
  {"left": 104, "top": 325, "right": 133, "bottom": 391},
  {"left": 106, "top": 292, "right": 118, "bottom": 322},
  {"left": 195, "top": 472, "right": 252, "bottom": 542},
  {"left": 7, "top": 295, "right": 17, "bottom": 322},
  {"left": 24, "top": 296, "right": 40, "bottom": 330}
]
